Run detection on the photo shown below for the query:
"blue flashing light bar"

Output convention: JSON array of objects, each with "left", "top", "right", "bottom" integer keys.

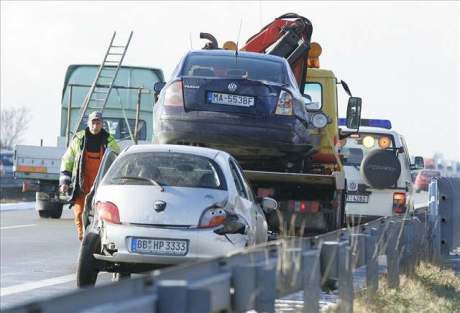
[{"left": 338, "top": 118, "right": 392, "bottom": 129}]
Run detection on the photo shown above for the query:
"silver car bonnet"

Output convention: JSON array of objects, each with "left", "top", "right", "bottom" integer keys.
[{"left": 95, "top": 185, "right": 229, "bottom": 226}]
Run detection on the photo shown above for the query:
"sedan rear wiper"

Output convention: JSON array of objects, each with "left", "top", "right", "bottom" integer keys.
[{"left": 112, "top": 176, "right": 164, "bottom": 192}]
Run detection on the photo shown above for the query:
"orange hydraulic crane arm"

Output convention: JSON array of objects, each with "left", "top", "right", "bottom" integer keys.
[{"left": 241, "top": 13, "right": 313, "bottom": 88}]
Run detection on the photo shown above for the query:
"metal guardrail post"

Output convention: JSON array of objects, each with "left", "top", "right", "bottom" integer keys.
[
  {"left": 255, "top": 263, "right": 276, "bottom": 313},
  {"left": 386, "top": 220, "right": 401, "bottom": 289},
  {"left": 302, "top": 249, "right": 321, "bottom": 313},
  {"left": 350, "top": 233, "right": 367, "bottom": 269},
  {"left": 365, "top": 228, "right": 379, "bottom": 297},
  {"left": 337, "top": 242, "right": 353, "bottom": 313},
  {"left": 375, "top": 219, "right": 388, "bottom": 256},
  {"left": 157, "top": 280, "right": 188, "bottom": 313},
  {"left": 400, "top": 218, "right": 413, "bottom": 275},
  {"left": 320, "top": 241, "right": 339, "bottom": 288},
  {"left": 438, "top": 178, "right": 460, "bottom": 256},
  {"left": 232, "top": 264, "right": 256, "bottom": 312},
  {"left": 231, "top": 261, "right": 276, "bottom": 313},
  {"left": 187, "top": 288, "right": 212, "bottom": 313},
  {"left": 414, "top": 217, "right": 426, "bottom": 265}
]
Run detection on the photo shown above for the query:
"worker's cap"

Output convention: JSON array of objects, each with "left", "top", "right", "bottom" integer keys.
[{"left": 88, "top": 111, "right": 103, "bottom": 122}]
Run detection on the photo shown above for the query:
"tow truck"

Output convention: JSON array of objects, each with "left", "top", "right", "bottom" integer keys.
[{"left": 184, "top": 13, "right": 362, "bottom": 234}]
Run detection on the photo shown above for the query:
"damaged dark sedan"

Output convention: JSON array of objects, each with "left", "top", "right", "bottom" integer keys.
[{"left": 153, "top": 50, "right": 321, "bottom": 171}]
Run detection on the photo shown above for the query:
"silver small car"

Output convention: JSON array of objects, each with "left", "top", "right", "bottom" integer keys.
[{"left": 77, "top": 144, "right": 277, "bottom": 287}]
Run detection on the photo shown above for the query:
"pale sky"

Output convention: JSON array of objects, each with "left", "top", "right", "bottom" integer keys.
[{"left": 1, "top": 1, "right": 459, "bottom": 160}]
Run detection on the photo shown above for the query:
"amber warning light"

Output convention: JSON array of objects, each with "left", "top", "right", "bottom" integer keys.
[{"left": 308, "top": 42, "right": 322, "bottom": 68}]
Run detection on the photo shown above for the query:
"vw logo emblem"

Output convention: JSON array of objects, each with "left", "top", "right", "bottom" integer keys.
[
  {"left": 348, "top": 182, "right": 358, "bottom": 192},
  {"left": 228, "top": 82, "right": 238, "bottom": 92}
]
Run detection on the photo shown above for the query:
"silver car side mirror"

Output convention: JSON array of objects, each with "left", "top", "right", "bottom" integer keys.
[{"left": 261, "top": 197, "right": 278, "bottom": 213}]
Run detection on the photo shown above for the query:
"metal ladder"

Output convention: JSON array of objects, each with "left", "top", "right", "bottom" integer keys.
[{"left": 73, "top": 31, "right": 133, "bottom": 134}]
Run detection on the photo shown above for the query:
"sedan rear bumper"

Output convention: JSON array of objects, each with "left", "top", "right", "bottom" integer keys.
[
  {"left": 97, "top": 222, "right": 247, "bottom": 266},
  {"left": 155, "top": 115, "right": 318, "bottom": 158}
]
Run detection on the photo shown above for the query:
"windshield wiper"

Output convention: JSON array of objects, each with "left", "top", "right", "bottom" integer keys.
[{"left": 112, "top": 176, "right": 164, "bottom": 192}]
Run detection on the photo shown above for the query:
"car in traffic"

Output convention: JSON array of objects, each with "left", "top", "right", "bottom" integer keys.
[
  {"left": 0, "top": 149, "right": 22, "bottom": 193},
  {"left": 414, "top": 169, "right": 441, "bottom": 192},
  {"left": 77, "top": 144, "right": 277, "bottom": 287},
  {"left": 339, "top": 121, "right": 424, "bottom": 223},
  {"left": 152, "top": 49, "right": 326, "bottom": 171}
]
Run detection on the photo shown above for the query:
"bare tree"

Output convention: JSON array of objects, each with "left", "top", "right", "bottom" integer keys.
[{"left": 0, "top": 106, "right": 30, "bottom": 150}]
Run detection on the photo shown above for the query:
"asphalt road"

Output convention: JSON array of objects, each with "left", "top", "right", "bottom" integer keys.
[{"left": 0, "top": 206, "right": 116, "bottom": 310}]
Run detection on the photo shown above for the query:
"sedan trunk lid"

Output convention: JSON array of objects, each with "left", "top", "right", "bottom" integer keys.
[
  {"left": 95, "top": 185, "right": 228, "bottom": 226},
  {"left": 182, "top": 77, "right": 283, "bottom": 116}
]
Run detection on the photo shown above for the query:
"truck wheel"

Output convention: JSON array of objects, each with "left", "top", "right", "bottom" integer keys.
[
  {"left": 36, "top": 199, "right": 63, "bottom": 219},
  {"left": 77, "top": 232, "right": 101, "bottom": 288},
  {"left": 49, "top": 206, "right": 63, "bottom": 219}
]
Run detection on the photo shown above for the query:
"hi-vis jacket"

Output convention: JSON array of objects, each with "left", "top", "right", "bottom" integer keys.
[{"left": 60, "top": 128, "right": 120, "bottom": 201}]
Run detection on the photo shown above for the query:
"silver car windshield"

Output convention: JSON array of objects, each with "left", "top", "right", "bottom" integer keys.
[{"left": 103, "top": 152, "right": 227, "bottom": 190}]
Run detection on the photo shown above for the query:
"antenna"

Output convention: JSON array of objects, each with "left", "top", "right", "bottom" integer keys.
[
  {"left": 235, "top": 18, "right": 243, "bottom": 61},
  {"left": 236, "top": 18, "right": 243, "bottom": 50}
]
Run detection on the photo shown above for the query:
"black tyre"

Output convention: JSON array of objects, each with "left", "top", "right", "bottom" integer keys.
[
  {"left": 36, "top": 198, "right": 63, "bottom": 219},
  {"left": 49, "top": 206, "right": 63, "bottom": 219},
  {"left": 38, "top": 210, "right": 51, "bottom": 218},
  {"left": 77, "top": 232, "right": 101, "bottom": 288}
]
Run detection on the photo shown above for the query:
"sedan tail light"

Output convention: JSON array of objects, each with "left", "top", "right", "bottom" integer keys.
[
  {"left": 392, "top": 192, "right": 407, "bottom": 214},
  {"left": 164, "top": 80, "right": 184, "bottom": 107},
  {"left": 96, "top": 201, "right": 121, "bottom": 224},
  {"left": 198, "top": 207, "right": 227, "bottom": 228},
  {"left": 274, "top": 90, "right": 293, "bottom": 116}
]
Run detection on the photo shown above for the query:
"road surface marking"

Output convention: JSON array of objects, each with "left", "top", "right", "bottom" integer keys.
[
  {"left": 0, "top": 274, "right": 75, "bottom": 297},
  {"left": 0, "top": 202, "right": 35, "bottom": 211},
  {"left": 0, "top": 224, "right": 36, "bottom": 230}
]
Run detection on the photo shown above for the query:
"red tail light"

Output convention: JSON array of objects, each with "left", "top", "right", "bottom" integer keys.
[
  {"left": 288, "top": 200, "right": 320, "bottom": 213},
  {"left": 393, "top": 192, "right": 406, "bottom": 214},
  {"left": 164, "top": 80, "right": 184, "bottom": 107},
  {"left": 275, "top": 90, "right": 293, "bottom": 116},
  {"left": 96, "top": 201, "right": 121, "bottom": 224}
]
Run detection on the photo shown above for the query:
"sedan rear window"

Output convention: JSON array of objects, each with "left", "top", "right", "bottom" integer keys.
[
  {"left": 181, "top": 54, "right": 286, "bottom": 84},
  {"left": 103, "top": 152, "right": 227, "bottom": 190}
]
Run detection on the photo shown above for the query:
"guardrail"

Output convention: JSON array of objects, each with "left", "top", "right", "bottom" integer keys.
[{"left": 5, "top": 177, "right": 459, "bottom": 313}]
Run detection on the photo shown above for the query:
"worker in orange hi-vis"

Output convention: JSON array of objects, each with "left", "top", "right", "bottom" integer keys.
[{"left": 59, "top": 111, "right": 120, "bottom": 240}]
